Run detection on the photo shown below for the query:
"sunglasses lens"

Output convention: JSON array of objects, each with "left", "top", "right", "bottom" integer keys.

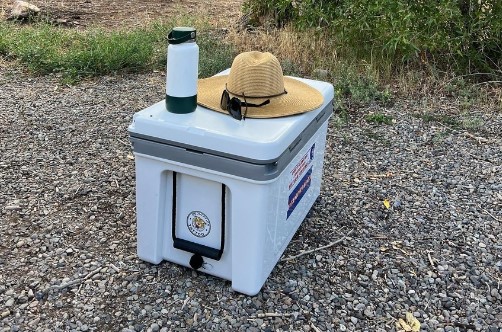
[{"left": 229, "top": 98, "right": 242, "bottom": 120}]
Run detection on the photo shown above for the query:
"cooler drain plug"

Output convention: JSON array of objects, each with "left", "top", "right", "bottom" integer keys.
[{"left": 189, "top": 254, "right": 204, "bottom": 270}]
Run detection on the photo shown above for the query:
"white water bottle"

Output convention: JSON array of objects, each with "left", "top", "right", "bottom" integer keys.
[{"left": 166, "top": 27, "right": 199, "bottom": 114}]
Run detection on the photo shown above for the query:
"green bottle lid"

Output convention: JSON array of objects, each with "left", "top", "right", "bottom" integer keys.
[{"left": 168, "top": 27, "right": 196, "bottom": 44}]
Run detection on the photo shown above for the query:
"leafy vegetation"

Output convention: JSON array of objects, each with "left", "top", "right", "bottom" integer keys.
[
  {"left": 365, "top": 112, "right": 393, "bottom": 125},
  {"left": 243, "top": 0, "right": 502, "bottom": 79},
  {"left": 0, "top": 21, "right": 234, "bottom": 82}
]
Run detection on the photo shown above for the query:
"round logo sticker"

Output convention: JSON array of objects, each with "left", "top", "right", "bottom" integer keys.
[{"left": 187, "top": 211, "right": 211, "bottom": 238}]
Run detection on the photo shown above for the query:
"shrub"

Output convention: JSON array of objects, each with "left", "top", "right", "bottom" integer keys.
[{"left": 243, "top": 0, "right": 502, "bottom": 78}]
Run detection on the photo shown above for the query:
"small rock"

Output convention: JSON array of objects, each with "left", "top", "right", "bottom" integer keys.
[
  {"left": 354, "top": 303, "right": 365, "bottom": 311},
  {"left": 28, "top": 317, "right": 40, "bottom": 326},
  {"left": 8, "top": 0, "right": 40, "bottom": 20},
  {"left": 34, "top": 291, "right": 44, "bottom": 301},
  {"left": 364, "top": 307, "right": 374, "bottom": 318},
  {"left": 5, "top": 298, "right": 15, "bottom": 307}
]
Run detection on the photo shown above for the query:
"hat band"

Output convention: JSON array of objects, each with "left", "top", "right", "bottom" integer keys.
[{"left": 225, "top": 84, "right": 287, "bottom": 99}]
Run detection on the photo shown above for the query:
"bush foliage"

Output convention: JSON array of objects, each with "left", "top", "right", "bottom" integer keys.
[{"left": 243, "top": 0, "right": 502, "bottom": 77}]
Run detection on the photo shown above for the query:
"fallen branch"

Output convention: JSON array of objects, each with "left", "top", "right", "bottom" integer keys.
[
  {"left": 473, "top": 80, "right": 502, "bottom": 86},
  {"left": 480, "top": 206, "right": 501, "bottom": 222},
  {"left": 260, "top": 313, "right": 293, "bottom": 318},
  {"left": 281, "top": 229, "right": 354, "bottom": 262},
  {"left": 464, "top": 132, "right": 489, "bottom": 144},
  {"left": 427, "top": 252, "right": 436, "bottom": 268},
  {"left": 42, "top": 266, "right": 102, "bottom": 294},
  {"left": 311, "top": 323, "right": 322, "bottom": 332},
  {"left": 250, "top": 312, "right": 298, "bottom": 319}
]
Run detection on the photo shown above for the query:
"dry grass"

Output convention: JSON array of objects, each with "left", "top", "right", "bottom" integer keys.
[
  {"left": 223, "top": 25, "right": 501, "bottom": 114},
  {"left": 225, "top": 26, "right": 339, "bottom": 77}
]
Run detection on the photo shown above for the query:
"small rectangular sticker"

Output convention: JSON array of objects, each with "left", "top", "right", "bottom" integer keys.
[{"left": 287, "top": 167, "right": 312, "bottom": 219}]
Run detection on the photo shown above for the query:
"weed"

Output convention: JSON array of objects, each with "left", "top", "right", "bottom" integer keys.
[
  {"left": 341, "top": 133, "right": 351, "bottom": 145},
  {"left": 432, "top": 129, "right": 453, "bottom": 144},
  {"left": 332, "top": 107, "right": 350, "bottom": 128},
  {"left": 445, "top": 76, "right": 480, "bottom": 100},
  {"left": 415, "top": 113, "right": 460, "bottom": 127},
  {"left": 0, "top": 20, "right": 234, "bottom": 82},
  {"left": 362, "top": 129, "right": 391, "bottom": 145},
  {"left": 280, "top": 59, "right": 302, "bottom": 77},
  {"left": 198, "top": 36, "right": 235, "bottom": 78},
  {"left": 365, "top": 112, "right": 393, "bottom": 125},
  {"left": 333, "top": 67, "right": 392, "bottom": 107},
  {"left": 460, "top": 115, "right": 484, "bottom": 130}
]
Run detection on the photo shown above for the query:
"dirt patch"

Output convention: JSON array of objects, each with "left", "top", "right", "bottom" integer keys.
[{"left": 1, "top": 0, "right": 244, "bottom": 28}]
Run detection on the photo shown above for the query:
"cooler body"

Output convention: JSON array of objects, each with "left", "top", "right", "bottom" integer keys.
[{"left": 128, "top": 77, "right": 333, "bottom": 295}]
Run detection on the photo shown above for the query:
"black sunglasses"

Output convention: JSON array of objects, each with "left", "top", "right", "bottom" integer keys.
[
  {"left": 220, "top": 90, "right": 270, "bottom": 120},
  {"left": 220, "top": 86, "right": 287, "bottom": 120}
]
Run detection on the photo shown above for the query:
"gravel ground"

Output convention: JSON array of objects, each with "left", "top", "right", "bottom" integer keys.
[{"left": 0, "top": 67, "right": 501, "bottom": 332}]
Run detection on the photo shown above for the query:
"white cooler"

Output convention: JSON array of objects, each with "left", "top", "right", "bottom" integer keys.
[{"left": 128, "top": 76, "right": 333, "bottom": 295}]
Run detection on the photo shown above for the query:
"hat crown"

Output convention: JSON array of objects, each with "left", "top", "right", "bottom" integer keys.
[{"left": 227, "top": 52, "right": 285, "bottom": 98}]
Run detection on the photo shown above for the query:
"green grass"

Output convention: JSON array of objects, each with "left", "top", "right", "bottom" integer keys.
[
  {"left": 432, "top": 129, "right": 453, "bottom": 144},
  {"left": 365, "top": 112, "right": 393, "bottom": 125},
  {"left": 415, "top": 113, "right": 460, "bottom": 127},
  {"left": 0, "top": 21, "right": 235, "bottom": 83},
  {"left": 414, "top": 112, "right": 484, "bottom": 131},
  {"left": 362, "top": 129, "right": 391, "bottom": 145},
  {"left": 334, "top": 68, "right": 392, "bottom": 107}
]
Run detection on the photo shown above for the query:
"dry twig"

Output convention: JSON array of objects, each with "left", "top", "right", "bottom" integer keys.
[
  {"left": 43, "top": 266, "right": 102, "bottom": 294},
  {"left": 281, "top": 229, "right": 354, "bottom": 262},
  {"left": 464, "top": 132, "right": 489, "bottom": 144},
  {"left": 480, "top": 206, "right": 501, "bottom": 222},
  {"left": 427, "top": 252, "right": 436, "bottom": 268}
]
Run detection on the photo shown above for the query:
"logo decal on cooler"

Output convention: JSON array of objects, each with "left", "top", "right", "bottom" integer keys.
[{"left": 187, "top": 211, "right": 211, "bottom": 238}]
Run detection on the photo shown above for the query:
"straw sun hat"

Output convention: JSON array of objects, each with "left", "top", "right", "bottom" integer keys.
[{"left": 197, "top": 51, "right": 323, "bottom": 119}]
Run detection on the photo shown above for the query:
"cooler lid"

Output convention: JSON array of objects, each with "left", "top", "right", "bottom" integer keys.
[{"left": 128, "top": 73, "right": 334, "bottom": 162}]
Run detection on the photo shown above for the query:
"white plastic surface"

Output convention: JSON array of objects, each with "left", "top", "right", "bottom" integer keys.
[
  {"left": 166, "top": 42, "right": 199, "bottom": 97},
  {"left": 174, "top": 174, "right": 223, "bottom": 250},
  {"left": 130, "top": 72, "right": 334, "bottom": 162}
]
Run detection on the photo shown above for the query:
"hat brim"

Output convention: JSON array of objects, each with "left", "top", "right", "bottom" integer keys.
[{"left": 197, "top": 75, "right": 323, "bottom": 118}]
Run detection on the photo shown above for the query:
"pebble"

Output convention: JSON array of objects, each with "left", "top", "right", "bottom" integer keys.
[{"left": 5, "top": 298, "right": 15, "bottom": 307}]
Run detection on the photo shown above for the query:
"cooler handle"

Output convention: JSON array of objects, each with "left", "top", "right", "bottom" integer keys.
[{"left": 288, "top": 136, "right": 302, "bottom": 152}]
